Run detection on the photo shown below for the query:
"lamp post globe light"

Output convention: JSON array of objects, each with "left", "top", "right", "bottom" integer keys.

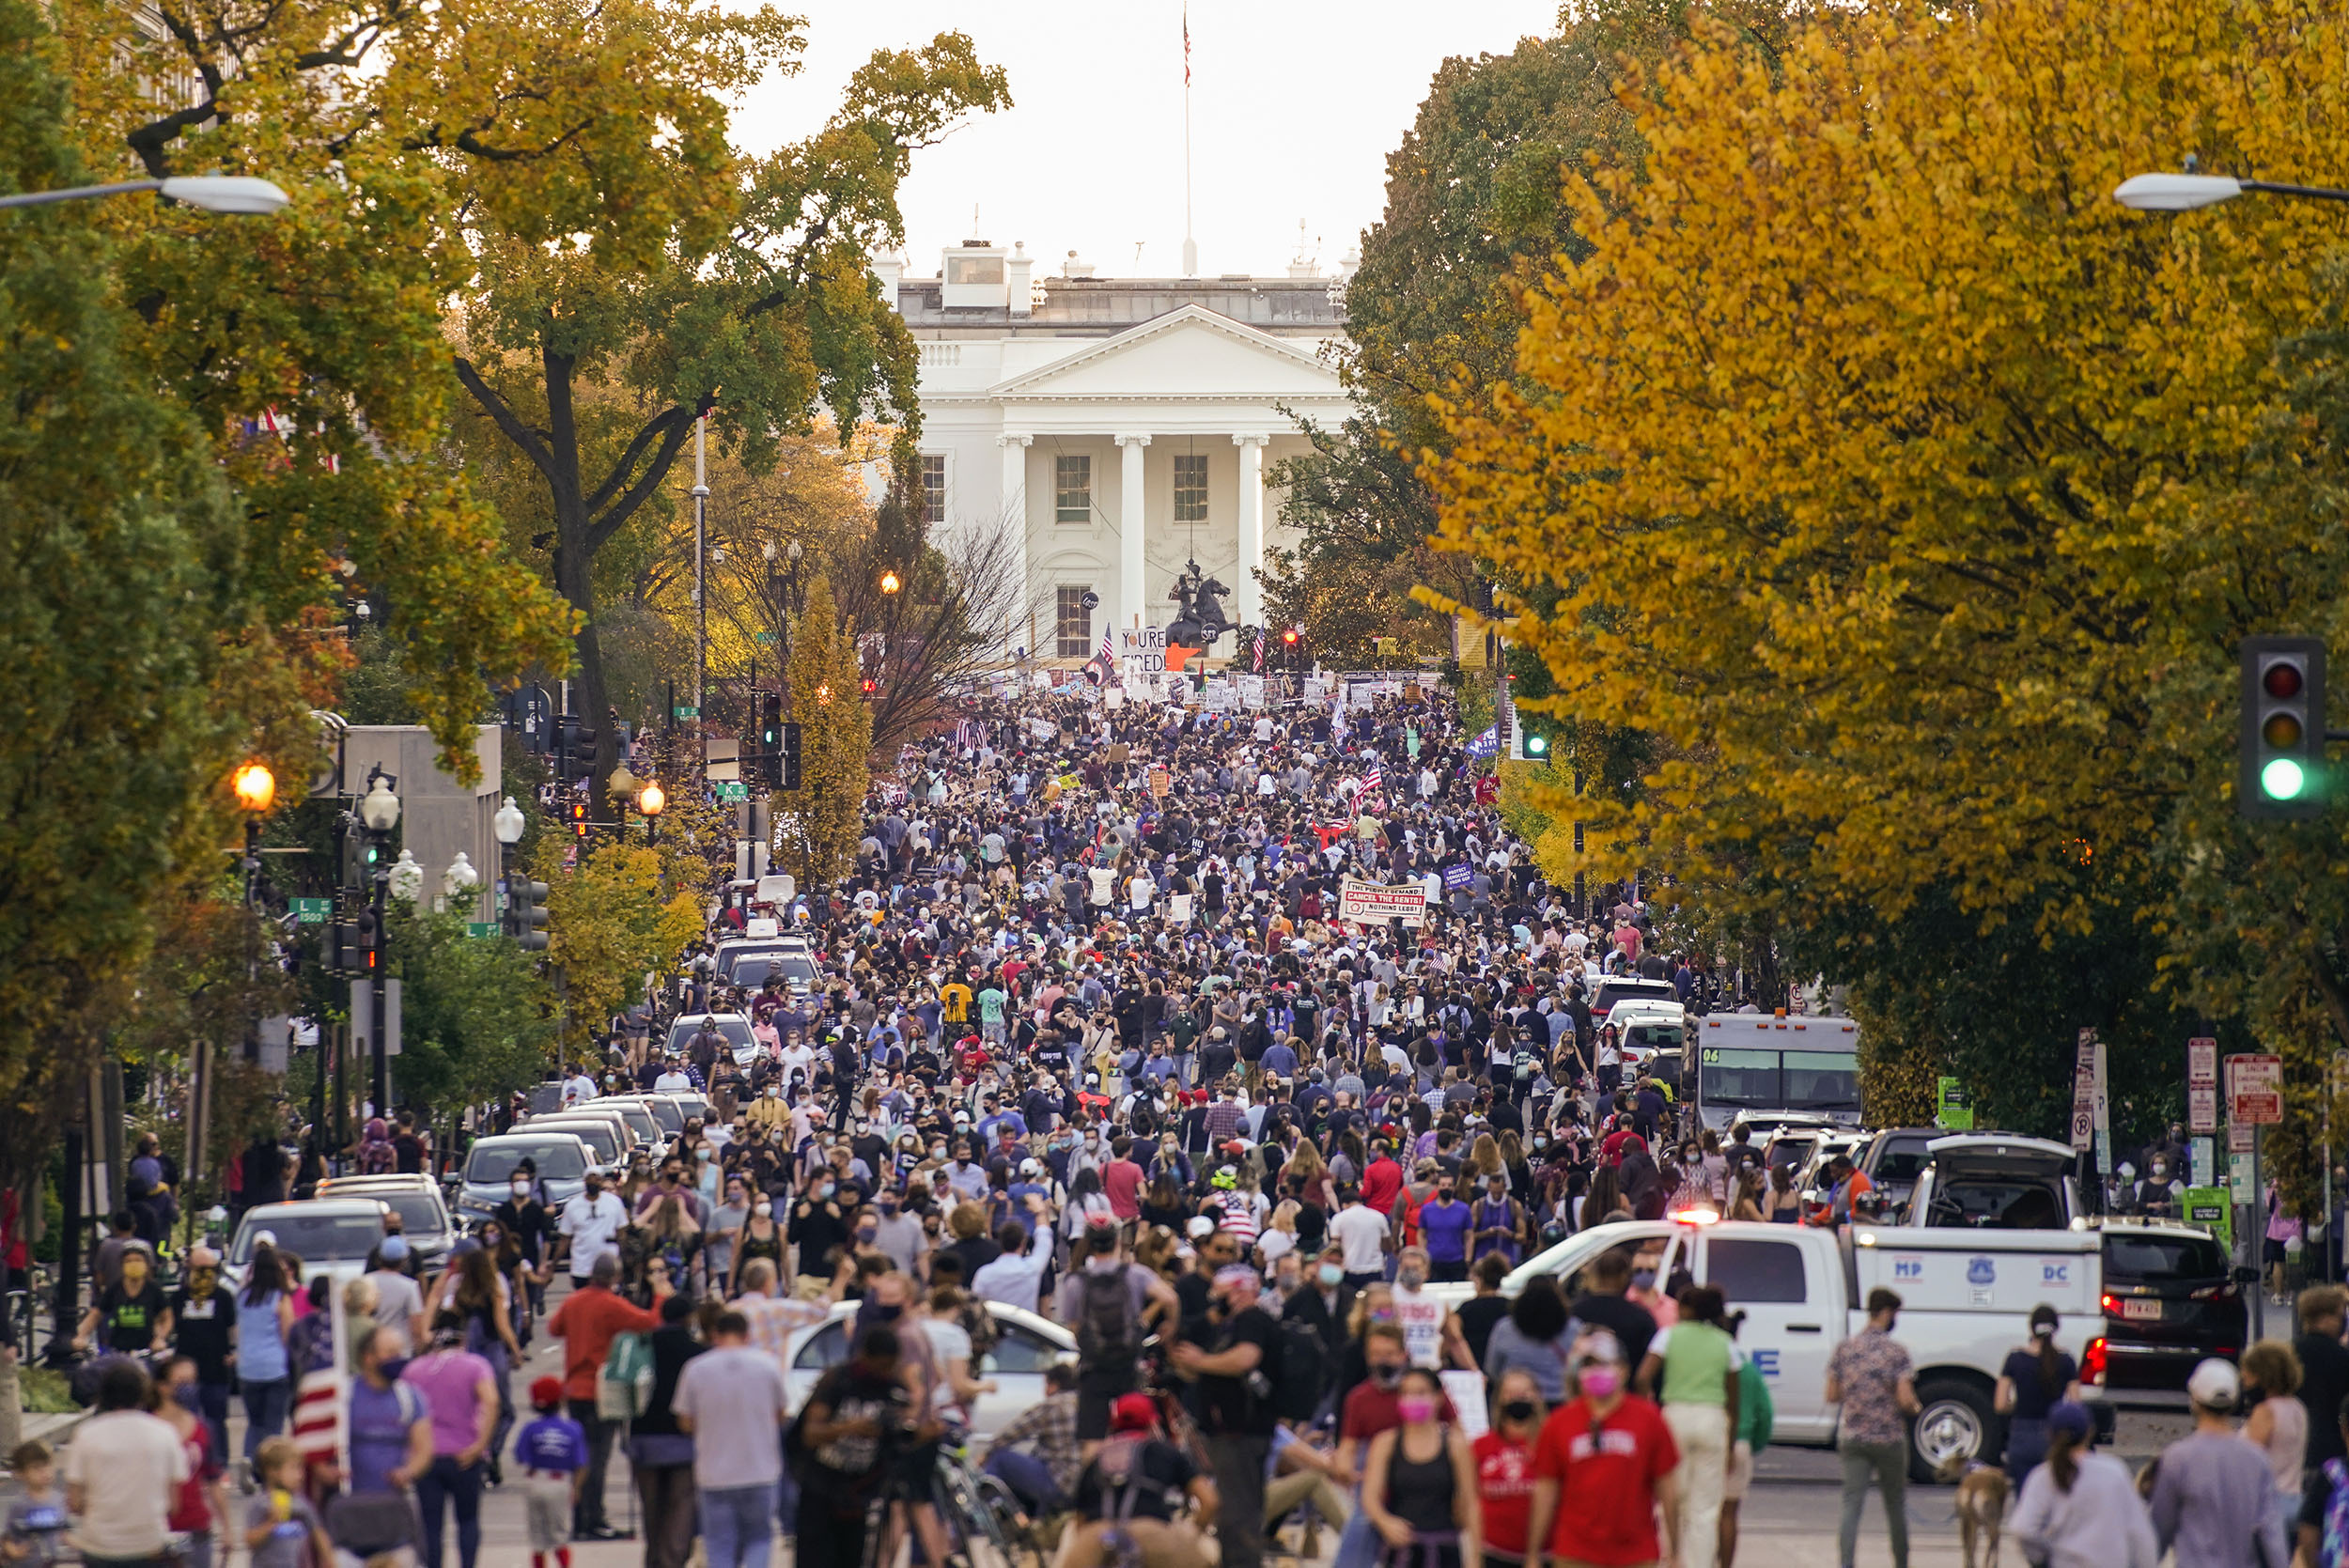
[
  {"left": 440, "top": 850, "right": 479, "bottom": 911},
  {"left": 388, "top": 847, "right": 424, "bottom": 903},
  {"left": 637, "top": 780, "right": 665, "bottom": 843},
  {"left": 357, "top": 767, "right": 399, "bottom": 1114},
  {"left": 493, "top": 797, "right": 526, "bottom": 846}
]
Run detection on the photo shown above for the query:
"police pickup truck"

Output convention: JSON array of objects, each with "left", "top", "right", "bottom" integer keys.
[{"left": 1429, "top": 1209, "right": 2107, "bottom": 1480}]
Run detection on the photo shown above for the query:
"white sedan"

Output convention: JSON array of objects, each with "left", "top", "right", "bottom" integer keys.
[{"left": 780, "top": 1299, "right": 1077, "bottom": 1444}]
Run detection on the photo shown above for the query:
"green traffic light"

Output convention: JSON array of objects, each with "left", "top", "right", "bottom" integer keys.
[
  {"left": 2263, "top": 756, "right": 2308, "bottom": 800},
  {"left": 1526, "top": 734, "right": 1548, "bottom": 755}
]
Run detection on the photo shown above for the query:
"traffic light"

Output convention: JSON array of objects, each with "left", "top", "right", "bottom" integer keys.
[
  {"left": 568, "top": 799, "right": 591, "bottom": 841},
  {"left": 1525, "top": 731, "right": 1549, "bottom": 759},
  {"left": 781, "top": 722, "right": 802, "bottom": 791},
  {"left": 2241, "top": 635, "right": 2326, "bottom": 820},
  {"left": 326, "top": 919, "right": 366, "bottom": 975},
  {"left": 1281, "top": 626, "right": 1304, "bottom": 673},
  {"left": 348, "top": 908, "right": 379, "bottom": 975},
  {"left": 556, "top": 718, "right": 597, "bottom": 784},
  {"left": 505, "top": 876, "right": 551, "bottom": 952},
  {"left": 860, "top": 676, "right": 878, "bottom": 696},
  {"left": 759, "top": 693, "right": 782, "bottom": 752}
]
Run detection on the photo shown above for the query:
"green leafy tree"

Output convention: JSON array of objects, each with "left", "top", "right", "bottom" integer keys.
[
  {"left": 451, "top": 27, "right": 1009, "bottom": 806},
  {"left": 383, "top": 907, "right": 559, "bottom": 1115}
]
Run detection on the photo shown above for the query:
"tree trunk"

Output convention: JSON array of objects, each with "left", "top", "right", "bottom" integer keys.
[{"left": 543, "top": 345, "right": 618, "bottom": 810}]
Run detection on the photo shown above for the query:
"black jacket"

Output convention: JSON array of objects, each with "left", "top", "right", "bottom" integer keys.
[{"left": 1281, "top": 1281, "right": 1358, "bottom": 1353}]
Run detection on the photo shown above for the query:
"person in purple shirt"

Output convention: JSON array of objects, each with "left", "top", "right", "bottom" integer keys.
[
  {"left": 399, "top": 1311, "right": 501, "bottom": 1568},
  {"left": 1417, "top": 1183, "right": 1474, "bottom": 1284},
  {"left": 340, "top": 1327, "right": 434, "bottom": 1559}
]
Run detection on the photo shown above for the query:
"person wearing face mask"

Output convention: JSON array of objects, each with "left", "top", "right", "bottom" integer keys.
[
  {"left": 168, "top": 1247, "right": 239, "bottom": 1467},
  {"left": 870, "top": 1183, "right": 930, "bottom": 1278},
  {"left": 1172, "top": 1267, "right": 1285, "bottom": 1568},
  {"left": 1474, "top": 1369, "right": 1546, "bottom": 1568},
  {"left": 1392, "top": 1246, "right": 1473, "bottom": 1372},
  {"left": 2135, "top": 1157, "right": 2180, "bottom": 1219},
  {"left": 1524, "top": 1328, "right": 1681, "bottom": 1568},
  {"left": 1283, "top": 1245, "right": 1360, "bottom": 1355},
  {"left": 728, "top": 1191, "right": 785, "bottom": 1297},
  {"left": 1335, "top": 1324, "right": 1455, "bottom": 1568},
  {"left": 1361, "top": 1367, "right": 1483, "bottom": 1568},
  {"left": 555, "top": 1172, "right": 628, "bottom": 1287},
  {"left": 1824, "top": 1288, "right": 1921, "bottom": 1568},
  {"left": 790, "top": 1169, "right": 851, "bottom": 1288}
]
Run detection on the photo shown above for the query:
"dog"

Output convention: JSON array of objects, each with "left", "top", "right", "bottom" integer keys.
[{"left": 1936, "top": 1455, "right": 2011, "bottom": 1568}]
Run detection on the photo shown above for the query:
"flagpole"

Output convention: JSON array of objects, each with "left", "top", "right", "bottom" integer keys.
[{"left": 1182, "top": 3, "right": 1197, "bottom": 276}]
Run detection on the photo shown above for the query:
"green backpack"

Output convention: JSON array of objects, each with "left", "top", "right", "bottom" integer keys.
[{"left": 598, "top": 1330, "right": 656, "bottom": 1421}]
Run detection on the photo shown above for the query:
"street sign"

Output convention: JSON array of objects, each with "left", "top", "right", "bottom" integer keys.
[
  {"left": 673, "top": 706, "right": 699, "bottom": 720},
  {"left": 2189, "top": 1084, "right": 2219, "bottom": 1135},
  {"left": 465, "top": 922, "right": 496, "bottom": 939},
  {"left": 2230, "top": 1150, "right": 2257, "bottom": 1203},
  {"left": 2070, "top": 1028, "right": 2097, "bottom": 1152},
  {"left": 713, "top": 781, "right": 748, "bottom": 803},
  {"left": 1936, "top": 1077, "right": 1974, "bottom": 1131},
  {"left": 2188, "top": 1037, "right": 2218, "bottom": 1084},
  {"left": 289, "top": 897, "right": 331, "bottom": 924},
  {"left": 2231, "top": 1122, "right": 2255, "bottom": 1154},
  {"left": 2228, "top": 1053, "right": 2284, "bottom": 1125}
]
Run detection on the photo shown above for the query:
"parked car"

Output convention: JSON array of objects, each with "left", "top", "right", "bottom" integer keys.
[
  {"left": 452, "top": 1131, "right": 594, "bottom": 1226},
  {"left": 226, "top": 1198, "right": 394, "bottom": 1294},
  {"left": 578, "top": 1096, "right": 669, "bottom": 1158},
  {"left": 1424, "top": 1205, "right": 2108, "bottom": 1480},
  {"left": 517, "top": 1114, "right": 630, "bottom": 1175},
  {"left": 312, "top": 1175, "right": 455, "bottom": 1271},
  {"left": 2097, "top": 1221, "right": 2245, "bottom": 1391},
  {"left": 1901, "top": 1134, "right": 2081, "bottom": 1230},
  {"left": 779, "top": 1299, "right": 1076, "bottom": 1444},
  {"left": 1855, "top": 1128, "right": 1942, "bottom": 1219}
]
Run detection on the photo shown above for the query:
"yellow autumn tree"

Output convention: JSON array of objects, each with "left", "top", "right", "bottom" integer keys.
[
  {"left": 784, "top": 573, "right": 873, "bottom": 886},
  {"left": 1431, "top": 0, "right": 2349, "bottom": 1168}
]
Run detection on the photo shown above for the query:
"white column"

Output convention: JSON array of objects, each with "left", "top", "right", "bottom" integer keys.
[
  {"left": 1234, "top": 433, "right": 1269, "bottom": 629},
  {"left": 1114, "top": 433, "right": 1150, "bottom": 633},
  {"left": 998, "top": 432, "right": 1033, "bottom": 655}
]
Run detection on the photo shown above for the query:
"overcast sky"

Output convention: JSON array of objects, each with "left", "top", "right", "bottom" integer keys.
[{"left": 734, "top": 0, "right": 1563, "bottom": 282}]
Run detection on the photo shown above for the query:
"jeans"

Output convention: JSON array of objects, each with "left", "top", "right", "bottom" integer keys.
[
  {"left": 240, "top": 1374, "right": 296, "bottom": 1465},
  {"left": 703, "top": 1481, "right": 779, "bottom": 1568},
  {"left": 637, "top": 1463, "right": 698, "bottom": 1568},
  {"left": 1837, "top": 1439, "right": 1909, "bottom": 1568},
  {"left": 415, "top": 1454, "right": 485, "bottom": 1568},
  {"left": 567, "top": 1397, "right": 617, "bottom": 1531},
  {"left": 985, "top": 1447, "right": 1068, "bottom": 1516},
  {"left": 1336, "top": 1499, "right": 1382, "bottom": 1568},
  {"left": 1210, "top": 1436, "right": 1271, "bottom": 1568}
]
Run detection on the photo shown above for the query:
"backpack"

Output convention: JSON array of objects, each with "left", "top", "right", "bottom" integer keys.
[
  {"left": 957, "top": 1293, "right": 1000, "bottom": 1359},
  {"left": 597, "top": 1330, "right": 655, "bottom": 1421},
  {"left": 1075, "top": 1267, "right": 1142, "bottom": 1365},
  {"left": 1270, "top": 1317, "right": 1327, "bottom": 1422}
]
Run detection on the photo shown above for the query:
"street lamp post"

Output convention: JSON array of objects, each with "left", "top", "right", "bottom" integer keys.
[
  {"left": 357, "top": 768, "right": 401, "bottom": 1115},
  {"left": 637, "top": 780, "right": 666, "bottom": 844},
  {"left": 2113, "top": 170, "right": 2349, "bottom": 210},
  {"left": 692, "top": 414, "right": 709, "bottom": 727},
  {"left": 0, "top": 175, "right": 290, "bottom": 213}
]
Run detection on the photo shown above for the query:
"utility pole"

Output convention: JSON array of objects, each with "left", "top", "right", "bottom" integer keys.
[{"left": 692, "top": 412, "right": 708, "bottom": 728}]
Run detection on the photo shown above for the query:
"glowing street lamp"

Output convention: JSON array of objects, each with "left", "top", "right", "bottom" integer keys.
[{"left": 232, "top": 762, "right": 277, "bottom": 815}]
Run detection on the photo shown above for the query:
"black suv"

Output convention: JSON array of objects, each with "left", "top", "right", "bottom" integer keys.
[{"left": 2098, "top": 1224, "right": 2246, "bottom": 1391}]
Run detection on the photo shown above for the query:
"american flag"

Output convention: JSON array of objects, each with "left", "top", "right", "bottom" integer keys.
[
  {"left": 1183, "top": 3, "right": 1191, "bottom": 86},
  {"left": 1099, "top": 626, "right": 1114, "bottom": 665},
  {"left": 1360, "top": 763, "right": 1383, "bottom": 797},
  {"left": 1252, "top": 633, "right": 1265, "bottom": 673},
  {"left": 290, "top": 1287, "right": 350, "bottom": 1473}
]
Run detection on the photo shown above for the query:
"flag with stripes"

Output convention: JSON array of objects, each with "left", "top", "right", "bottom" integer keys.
[
  {"left": 290, "top": 1284, "right": 351, "bottom": 1473},
  {"left": 1252, "top": 634, "right": 1265, "bottom": 674},
  {"left": 1099, "top": 627, "right": 1114, "bottom": 665},
  {"left": 1359, "top": 764, "right": 1383, "bottom": 798}
]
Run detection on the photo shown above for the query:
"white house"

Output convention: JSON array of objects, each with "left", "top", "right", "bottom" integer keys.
[{"left": 878, "top": 238, "right": 1353, "bottom": 663}]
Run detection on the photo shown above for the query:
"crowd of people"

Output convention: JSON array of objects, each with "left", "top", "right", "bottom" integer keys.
[{"left": 23, "top": 676, "right": 2349, "bottom": 1568}]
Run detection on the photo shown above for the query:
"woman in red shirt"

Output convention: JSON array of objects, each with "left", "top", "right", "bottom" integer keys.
[
  {"left": 1475, "top": 1369, "right": 1547, "bottom": 1564},
  {"left": 1526, "top": 1329, "right": 1682, "bottom": 1568}
]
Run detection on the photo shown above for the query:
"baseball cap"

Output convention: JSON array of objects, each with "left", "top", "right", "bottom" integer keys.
[
  {"left": 530, "top": 1375, "right": 565, "bottom": 1408},
  {"left": 1019, "top": 1157, "right": 1042, "bottom": 1175},
  {"left": 379, "top": 1234, "right": 410, "bottom": 1263},
  {"left": 1109, "top": 1392, "right": 1158, "bottom": 1433},
  {"left": 2047, "top": 1400, "right": 2092, "bottom": 1438},
  {"left": 1185, "top": 1215, "right": 1217, "bottom": 1240},
  {"left": 2187, "top": 1358, "right": 2240, "bottom": 1409}
]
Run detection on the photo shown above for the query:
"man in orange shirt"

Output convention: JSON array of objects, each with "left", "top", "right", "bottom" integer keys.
[{"left": 548, "top": 1253, "right": 666, "bottom": 1539}]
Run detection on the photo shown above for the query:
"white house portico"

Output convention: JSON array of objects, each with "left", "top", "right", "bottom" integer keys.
[{"left": 879, "top": 241, "right": 1352, "bottom": 662}]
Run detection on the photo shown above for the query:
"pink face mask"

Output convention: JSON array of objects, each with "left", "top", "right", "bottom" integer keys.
[
  {"left": 1579, "top": 1366, "right": 1622, "bottom": 1400},
  {"left": 1397, "top": 1395, "right": 1437, "bottom": 1424}
]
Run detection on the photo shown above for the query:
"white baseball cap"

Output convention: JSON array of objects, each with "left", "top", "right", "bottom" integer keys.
[{"left": 2186, "top": 1357, "right": 2240, "bottom": 1409}]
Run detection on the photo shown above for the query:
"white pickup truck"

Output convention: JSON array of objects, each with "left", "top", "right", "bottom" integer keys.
[{"left": 1430, "top": 1212, "right": 2108, "bottom": 1480}]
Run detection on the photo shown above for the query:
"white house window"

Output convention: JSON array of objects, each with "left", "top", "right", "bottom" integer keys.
[
  {"left": 919, "top": 455, "right": 945, "bottom": 525},
  {"left": 1055, "top": 455, "right": 1092, "bottom": 524},
  {"left": 1056, "top": 586, "right": 1095, "bottom": 657},
  {"left": 945, "top": 256, "right": 1004, "bottom": 285},
  {"left": 1174, "top": 453, "right": 1208, "bottom": 523}
]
